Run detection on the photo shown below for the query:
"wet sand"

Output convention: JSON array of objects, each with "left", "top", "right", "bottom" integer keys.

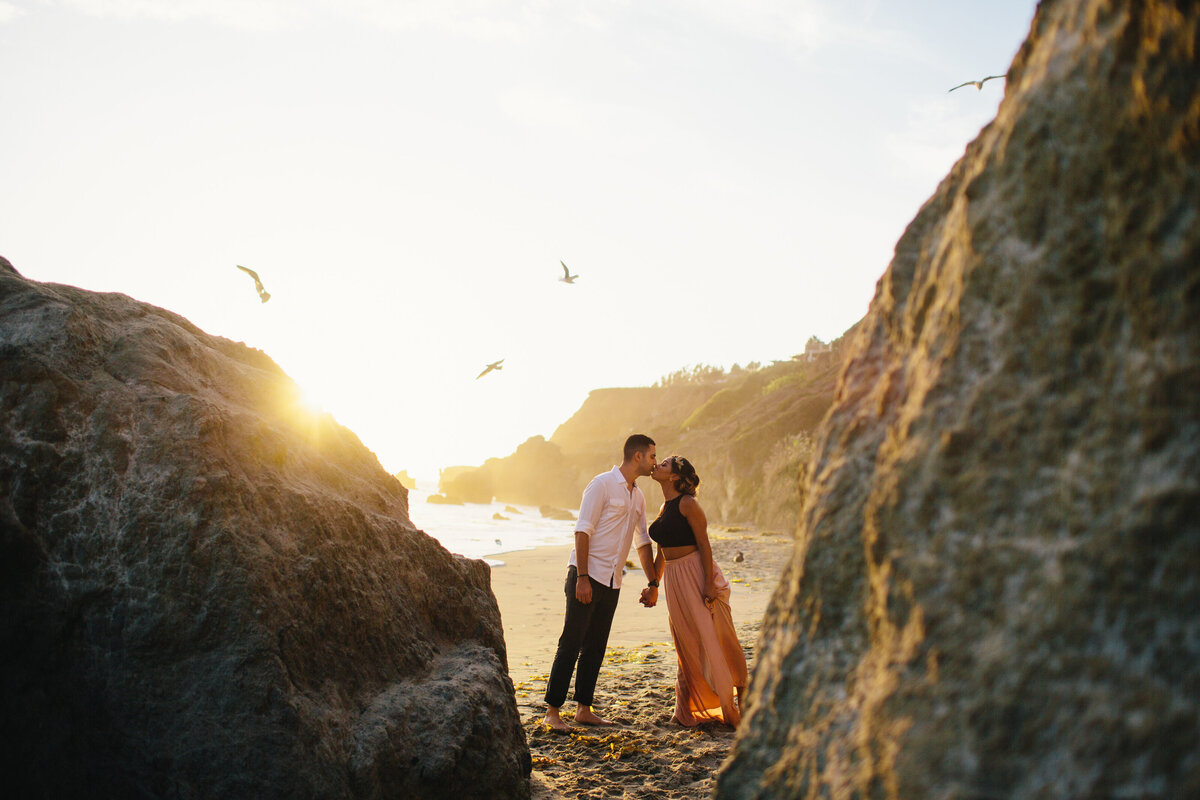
[{"left": 489, "top": 527, "right": 795, "bottom": 800}]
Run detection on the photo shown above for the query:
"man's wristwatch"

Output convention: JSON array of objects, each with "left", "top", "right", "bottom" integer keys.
[{"left": 647, "top": 579, "right": 659, "bottom": 587}]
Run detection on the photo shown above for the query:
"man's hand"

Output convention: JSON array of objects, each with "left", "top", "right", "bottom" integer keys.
[
  {"left": 639, "top": 585, "right": 658, "bottom": 607},
  {"left": 576, "top": 575, "right": 593, "bottom": 605}
]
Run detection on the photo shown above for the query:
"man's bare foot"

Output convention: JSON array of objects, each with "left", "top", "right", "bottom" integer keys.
[
  {"left": 543, "top": 708, "right": 572, "bottom": 732},
  {"left": 574, "top": 707, "right": 615, "bottom": 726}
]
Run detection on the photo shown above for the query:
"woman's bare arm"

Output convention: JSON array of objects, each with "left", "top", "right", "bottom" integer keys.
[{"left": 680, "top": 495, "right": 716, "bottom": 600}]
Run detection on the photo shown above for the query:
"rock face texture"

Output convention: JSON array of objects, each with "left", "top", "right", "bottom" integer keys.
[
  {"left": 718, "top": 1, "right": 1199, "bottom": 798},
  {"left": 0, "top": 260, "right": 529, "bottom": 798}
]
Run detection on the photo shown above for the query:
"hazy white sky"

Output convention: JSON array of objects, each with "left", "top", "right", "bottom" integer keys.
[{"left": 1, "top": 0, "right": 1037, "bottom": 478}]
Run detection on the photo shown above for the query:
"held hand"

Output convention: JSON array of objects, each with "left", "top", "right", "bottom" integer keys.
[
  {"left": 576, "top": 576, "right": 593, "bottom": 605},
  {"left": 639, "top": 586, "right": 659, "bottom": 607}
]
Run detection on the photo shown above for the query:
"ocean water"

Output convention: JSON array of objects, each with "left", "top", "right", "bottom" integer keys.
[{"left": 404, "top": 481, "right": 579, "bottom": 566}]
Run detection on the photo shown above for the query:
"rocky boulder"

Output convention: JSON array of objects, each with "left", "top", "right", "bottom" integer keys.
[
  {"left": 719, "top": 1, "right": 1199, "bottom": 798},
  {"left": 0, "top": 259, "right": 530, "bottom": 799}
]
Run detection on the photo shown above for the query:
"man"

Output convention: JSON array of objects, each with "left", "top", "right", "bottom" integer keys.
[{"left": 543, "top": 434, "right": 659, "bottom": 731}]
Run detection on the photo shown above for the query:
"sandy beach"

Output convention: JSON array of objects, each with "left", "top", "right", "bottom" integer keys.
[{"left": 489, "top": 527, "right": 795, "bottom": 800}]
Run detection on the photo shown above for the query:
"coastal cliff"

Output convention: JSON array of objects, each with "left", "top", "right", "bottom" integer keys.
[
  {"left": 0, "top": 259, "right": 530, "bottom": 798},
  {"left": 718, "top": 0, "right": 1200, "bottom": 797},
  {"left": 439, "top": 339, "right": 848, "bottom": 530}
]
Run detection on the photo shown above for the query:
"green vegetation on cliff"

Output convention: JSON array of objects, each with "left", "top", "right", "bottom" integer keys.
[{"left": 439, "top": 330, "right": 854, "bottom": 531}]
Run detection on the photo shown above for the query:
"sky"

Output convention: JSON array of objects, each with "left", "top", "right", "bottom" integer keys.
[{"left": 0, "top": 0, "right": 1038, "bottom": 479}]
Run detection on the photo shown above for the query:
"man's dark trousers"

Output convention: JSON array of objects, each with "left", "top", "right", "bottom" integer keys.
[{"left": 544, "top": 565, "right": 621, "bottom": 708}]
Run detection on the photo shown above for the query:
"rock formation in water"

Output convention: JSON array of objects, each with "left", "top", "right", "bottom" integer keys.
[
  {"left": 0, "top": 259, "right": 529, "bottom": 799},
  {"left": 718, "top": 1, "right": 1199, "bottom": 797}
]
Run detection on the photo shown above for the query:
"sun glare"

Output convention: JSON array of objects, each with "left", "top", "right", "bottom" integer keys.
[{"left": 295, "top": 381, "right": 331, "bottom": 417}]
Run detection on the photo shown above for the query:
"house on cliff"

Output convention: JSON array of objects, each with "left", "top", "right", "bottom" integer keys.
[{"left": 801, "top": 336, "right": 831, "bottom": 362}]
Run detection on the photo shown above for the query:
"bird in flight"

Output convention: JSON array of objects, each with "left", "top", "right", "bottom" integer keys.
[
  {"left": 949, "top": 74, "right": 1006, "bottom": 92},
  {"left": 235, "top": 264, "right": 271, "bottom": 303},
  {"left": 559, "top": 261, "right": 579, "bottom": 284},
  {"left": 477, "top": 359, "right": 504, "bottom": 379}
]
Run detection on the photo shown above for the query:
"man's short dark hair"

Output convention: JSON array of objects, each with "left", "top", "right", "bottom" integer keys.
[{"left": 623, "top": 434, "right": 655, "bottom": 461}]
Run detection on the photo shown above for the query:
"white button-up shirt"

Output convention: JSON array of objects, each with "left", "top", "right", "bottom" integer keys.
[{"left": 569, "top": 466, "right": 651, "bottom": 589}]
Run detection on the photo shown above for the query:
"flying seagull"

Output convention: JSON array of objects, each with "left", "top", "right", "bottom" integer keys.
[
  {"left": 476, "top": 359, "right": 504, "bottom": 379},
  {"left": 559, "top": 261, "right": 578, "bottom": 284},
  {"left": 235, "top": 264, "right": 271, "bottom": 303},
  {"left": 949, "top": 74, "right": 1006, "bottom": 92}
]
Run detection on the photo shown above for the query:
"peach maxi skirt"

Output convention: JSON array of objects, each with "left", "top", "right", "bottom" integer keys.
[{"left": 663, "top": 551, "right": 748, "bottom": 726}]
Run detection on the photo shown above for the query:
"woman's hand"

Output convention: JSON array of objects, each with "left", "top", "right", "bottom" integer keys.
[
  {"left": 639, "top": 585, "right": 659, "bottom": 607},
  {"left": 703, "top": 580, "right": 718, "bottom": 606}
]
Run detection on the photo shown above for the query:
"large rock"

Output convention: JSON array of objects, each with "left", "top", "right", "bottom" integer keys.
[
  {"left": 719, "top": 1, "right": 1199, "bottom": 798},
  {"left": 0, "top": 259, "right": 529, "bottom": 798}
]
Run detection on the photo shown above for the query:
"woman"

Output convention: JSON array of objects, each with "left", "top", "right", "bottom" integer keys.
[{"left": 641, "top": 456, "right": 747, "bottom": 727}]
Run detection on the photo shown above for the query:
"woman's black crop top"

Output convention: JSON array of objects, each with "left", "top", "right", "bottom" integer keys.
[{"left": 649, "top": 496, "right": 697, "bottom": 547}]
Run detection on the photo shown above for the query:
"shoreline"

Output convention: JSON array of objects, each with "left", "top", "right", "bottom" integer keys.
[{"left": 487, "top": 527, "right": 795, "bottom": 800}]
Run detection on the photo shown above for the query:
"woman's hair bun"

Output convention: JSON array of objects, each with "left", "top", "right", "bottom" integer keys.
[{"left": 672, "top": 456, "right": 701, "bottom": 496}]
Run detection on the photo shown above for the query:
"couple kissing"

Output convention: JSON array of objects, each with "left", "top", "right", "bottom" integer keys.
[{"left": 542, "top": 434, "right": 747, "bottom": 731}]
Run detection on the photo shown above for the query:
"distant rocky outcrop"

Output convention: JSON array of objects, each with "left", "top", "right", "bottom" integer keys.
[
  {"left": 0, "top": 259, "right": 529, "bottom": 799},
  {"left": 719, "top": 1, "right": 1199, "bottom": 798},
  {"left": 393, "top": 469, "right": 417, "bottom": 489},
  {"left": 438, "top": 348, "right": 846, "bottom": 530},
  {"left": 538, "top": 505, "right": 576, "bottom": 522},
  {"left": 438, "top": 464, "right": 495, "bottom": 505}
]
